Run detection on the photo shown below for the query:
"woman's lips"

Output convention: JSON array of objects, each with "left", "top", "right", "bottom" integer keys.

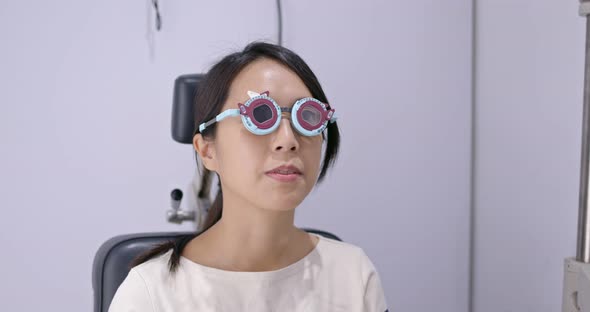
[
  {"left": 266, "top": 164, "right": 301, "bottom": 182},
  {"left": 265, "top": 165, "right": 302, "bottom": 182},
  {"left": 265, "top": 172, "right": 302, "bottom": 182}
]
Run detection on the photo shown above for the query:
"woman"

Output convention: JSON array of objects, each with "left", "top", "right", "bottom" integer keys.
[{"left": 109, "top": 42, "right": 389, "bottom": 312}]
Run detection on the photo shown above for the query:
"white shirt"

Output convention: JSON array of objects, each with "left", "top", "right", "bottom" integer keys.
[{"left": 109, "top": 234, "right": 389, "bottom": 312}]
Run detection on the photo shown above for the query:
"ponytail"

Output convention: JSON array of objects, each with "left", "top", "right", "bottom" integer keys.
[{"left": 131, "top": 168, "right": 223, "bottom": 273}]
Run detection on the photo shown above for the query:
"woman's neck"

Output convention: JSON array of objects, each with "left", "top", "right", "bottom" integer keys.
[{"left": 183, "top": 197, "right": 317, "bottom": 272}]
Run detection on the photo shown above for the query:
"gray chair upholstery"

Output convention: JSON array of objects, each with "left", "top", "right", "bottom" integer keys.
[{"left": 92, "top": 229, "right": 341, "bottom": 312}]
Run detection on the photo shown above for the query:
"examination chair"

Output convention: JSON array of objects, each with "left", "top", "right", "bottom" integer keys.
[{"left": 91, "top": 74, "right": 342, "bottom": 312}]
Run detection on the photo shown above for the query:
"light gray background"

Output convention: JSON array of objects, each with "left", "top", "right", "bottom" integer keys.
[
  {"left": 0, "top": 0, "right": 581, "bottom": 311},
  {"left": 473, "top": 1, "right": 583, "bottom": 311}
]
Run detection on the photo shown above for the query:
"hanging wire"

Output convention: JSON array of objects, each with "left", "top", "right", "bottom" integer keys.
[
  {"left": 152, "top": 0, "right": 162, "bottom": 31},
  {"left": 276, "top": 0, "right": 283, "bottom": 46}
]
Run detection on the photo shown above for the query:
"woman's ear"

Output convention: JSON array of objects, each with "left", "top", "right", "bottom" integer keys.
[{"left": 193, "top": 133, "right": 218, "bottom": 172}]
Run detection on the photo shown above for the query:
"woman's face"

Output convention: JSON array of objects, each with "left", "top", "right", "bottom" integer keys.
[{"left": 199, "top": 58, "right": 323, "bottom": 212}]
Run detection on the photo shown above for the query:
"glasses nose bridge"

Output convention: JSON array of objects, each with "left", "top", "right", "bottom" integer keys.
[
  {"left": 275, "top": 108, "right": 300, "bottom": 136},
  {"left": 277, "top": 106, "right": 294, "bottom": 123},
  {"left": 278, "top": 106, "right": 293, "bottom": 115}
]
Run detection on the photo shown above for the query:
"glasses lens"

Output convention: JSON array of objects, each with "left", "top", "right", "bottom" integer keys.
[
  {"left": 301, "top": 106, "right": 322, "bottom": 126},
  {"left": 252, "top": 104, "right": 273, "bottom": 123}
]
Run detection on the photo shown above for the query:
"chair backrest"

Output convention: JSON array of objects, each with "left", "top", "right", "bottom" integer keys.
[
  {"left": 171, "top": 74, "right": 204, "bottom": 144},
  {"left": 92, "top": 229, "right": 341, "bottom": 312}
]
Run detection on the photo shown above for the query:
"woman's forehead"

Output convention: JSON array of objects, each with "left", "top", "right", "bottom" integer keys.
[{"left": 225, "top": 59, "right": 312, "bottom": 108}]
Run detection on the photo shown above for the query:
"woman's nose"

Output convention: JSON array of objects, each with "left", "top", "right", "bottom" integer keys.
[{"left": 272, "top": 117, "right": 299, "bottom": 152}]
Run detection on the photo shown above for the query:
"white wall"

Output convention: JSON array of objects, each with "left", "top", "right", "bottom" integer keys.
[
  {"left": 474, "top": 1, "right": 584, "bottom": 311},
  {"left": 0, "top": 1, "right": 472, "bottom": 311}
]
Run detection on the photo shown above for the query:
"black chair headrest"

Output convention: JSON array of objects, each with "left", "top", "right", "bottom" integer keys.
[{"left": 171, "top": 74, "right": 205, "bottom": 144}]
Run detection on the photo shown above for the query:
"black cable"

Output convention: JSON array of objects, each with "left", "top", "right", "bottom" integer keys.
[
  {"left": 152, "top": 0, "right": 162, "bottom": 31},
  {"left": 276, "top": 0, "right": 283, "bottom": 46}
]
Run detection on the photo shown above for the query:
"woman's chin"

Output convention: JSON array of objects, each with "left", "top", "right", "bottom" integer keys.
[{"left": 260, "top": 198, "right": 304, "bottom": 213}]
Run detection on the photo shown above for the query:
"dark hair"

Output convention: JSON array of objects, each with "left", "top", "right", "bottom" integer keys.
[{"left": 132, "top": 42, "right": 341, "bottom": 272}]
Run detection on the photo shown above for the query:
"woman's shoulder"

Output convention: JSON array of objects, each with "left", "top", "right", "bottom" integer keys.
[
  {"left": 109, "top": 250, "right": 173, "bottom": 312},
  {"left": 314, "top": 234, "right": 377, "bottom": 271},
  {"left": 131, "top": 249, "right": 175, "bottom": 279},
  {"left": 314, "top": 235, "right": 389, "bottom": 311}
]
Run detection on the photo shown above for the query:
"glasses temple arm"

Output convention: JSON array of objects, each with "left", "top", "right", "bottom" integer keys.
[{"left": 198, "top": 109, "right": 241, "bottom": 132}]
